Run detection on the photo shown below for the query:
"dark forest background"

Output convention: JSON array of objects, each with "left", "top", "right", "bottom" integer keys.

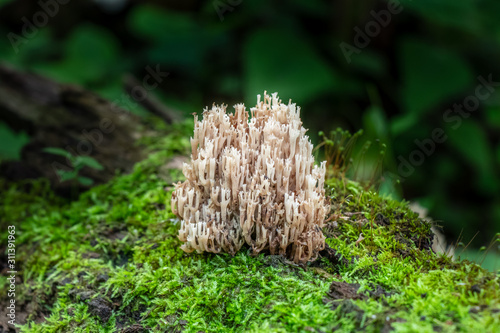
[{"left": 0, "top": 0, "right": 499, "bottom": 269}]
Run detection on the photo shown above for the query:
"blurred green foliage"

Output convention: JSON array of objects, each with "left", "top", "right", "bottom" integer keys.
[
  {"left": 43, "top": 147, "right": 104, "bottom": 186},
  {"left": 0, "top": 121, "right": 29, "bottom": 160},
  {"left": 0, "top": 0, "right": 498, "bottom": 252}
]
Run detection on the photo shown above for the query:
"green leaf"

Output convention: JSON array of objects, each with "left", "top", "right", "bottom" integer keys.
[
  {"left": 74, "top": 156, "right": 104, "bottom": 171},
  {"left": 128, "top": 5, "right": 207, "bottom": 72},
  {"left": 34, "top": 24, "right": 121, "bottom": 84},
  {"left": 399, "top": 0, "right": 480, "bottom": 34},
  {"left": 77, "top": 176, "right": 94, "bottom": 186},
  {"left": 348, "top": 50, "right": 387, "bottom": 78},
  {"left": 129, "top": 5, "right": 196, "bottom": 40},
  {"left": 362, "top": 106, "right": 398, "bottom": 171},
  {"left": 447, "top": 120, "right": 498, "bottom": 193},
  {"left": 390, "top": 112, "right": 420, "bottom": 137},
  {"left": 399, "top": 38, "right": 474, "bottom": 117},
  {"left": 57, "top": 170, "right": 78, "bottom": 182},
  {"left": 363, "top": 106, "right": 388, "bottom": 141},
  {"left": 0, "top": 121, "right": 29, "bottom": 160},
  {"left": 244, "top": 29, "right": 348, "bottom": 105},
  {"left": 43, "top": 147, "right": 72, "bottom": 159},
  {"left": 486, "top": 107, "right": 500, "bottom": 128},
  {"left": 0, "top": 28, "right": 55, "bottom": 68}
]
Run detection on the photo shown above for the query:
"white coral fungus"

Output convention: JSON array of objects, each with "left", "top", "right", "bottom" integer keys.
[{"left": 171, "top": 92, "right": 329, "bottom": 263}]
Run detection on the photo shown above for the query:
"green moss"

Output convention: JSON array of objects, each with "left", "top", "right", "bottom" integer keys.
[{"left": 1, "top": 119, "right": 499, "bottom": 332}]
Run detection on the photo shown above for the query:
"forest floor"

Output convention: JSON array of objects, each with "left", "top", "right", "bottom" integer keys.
[{"left": 0, "top": 119, "right": 499, "bottom": 333}]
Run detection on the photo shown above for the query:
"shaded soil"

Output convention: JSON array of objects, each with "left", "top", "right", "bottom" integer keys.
[
  {"left": 326, "top": 281, "right": 366, "bottom": 301},
  {"left": 88, "top": 297, "right": 113, "bottom": 323}
]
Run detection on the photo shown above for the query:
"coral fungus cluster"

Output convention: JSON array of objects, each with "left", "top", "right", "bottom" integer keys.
[{"left": 171, "top": 92, "right": 329, "bottom": 263}]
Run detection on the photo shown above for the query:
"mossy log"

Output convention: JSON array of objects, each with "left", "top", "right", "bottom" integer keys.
[
  {"left": 0, "top": 71, "right": 498, "bottom": 332},
  {"left": 0, "top": 120, "right": 498, "bottom": 333}
]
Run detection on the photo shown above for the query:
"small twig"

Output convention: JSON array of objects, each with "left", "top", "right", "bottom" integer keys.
[{"left": 123, "top": 74, "right": 179, "bottom": 124}]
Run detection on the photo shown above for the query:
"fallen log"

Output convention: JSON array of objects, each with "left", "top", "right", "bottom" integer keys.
[{"left": 0, "top": 64, "right": 169, "bottom": 196}]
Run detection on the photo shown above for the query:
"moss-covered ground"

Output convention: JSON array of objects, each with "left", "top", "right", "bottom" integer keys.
[{"left": 1, "top": 119, "right": 499, "bottom": 332}]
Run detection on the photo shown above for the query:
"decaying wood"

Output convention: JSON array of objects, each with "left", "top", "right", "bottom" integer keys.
[{"left": 0, "top": 64, "right": 154, "bottom": 195}]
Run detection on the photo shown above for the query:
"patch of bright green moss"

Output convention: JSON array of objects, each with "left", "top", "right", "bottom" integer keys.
[{"left": 1, "top": 119, "right": 499, "bottom": 333}]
